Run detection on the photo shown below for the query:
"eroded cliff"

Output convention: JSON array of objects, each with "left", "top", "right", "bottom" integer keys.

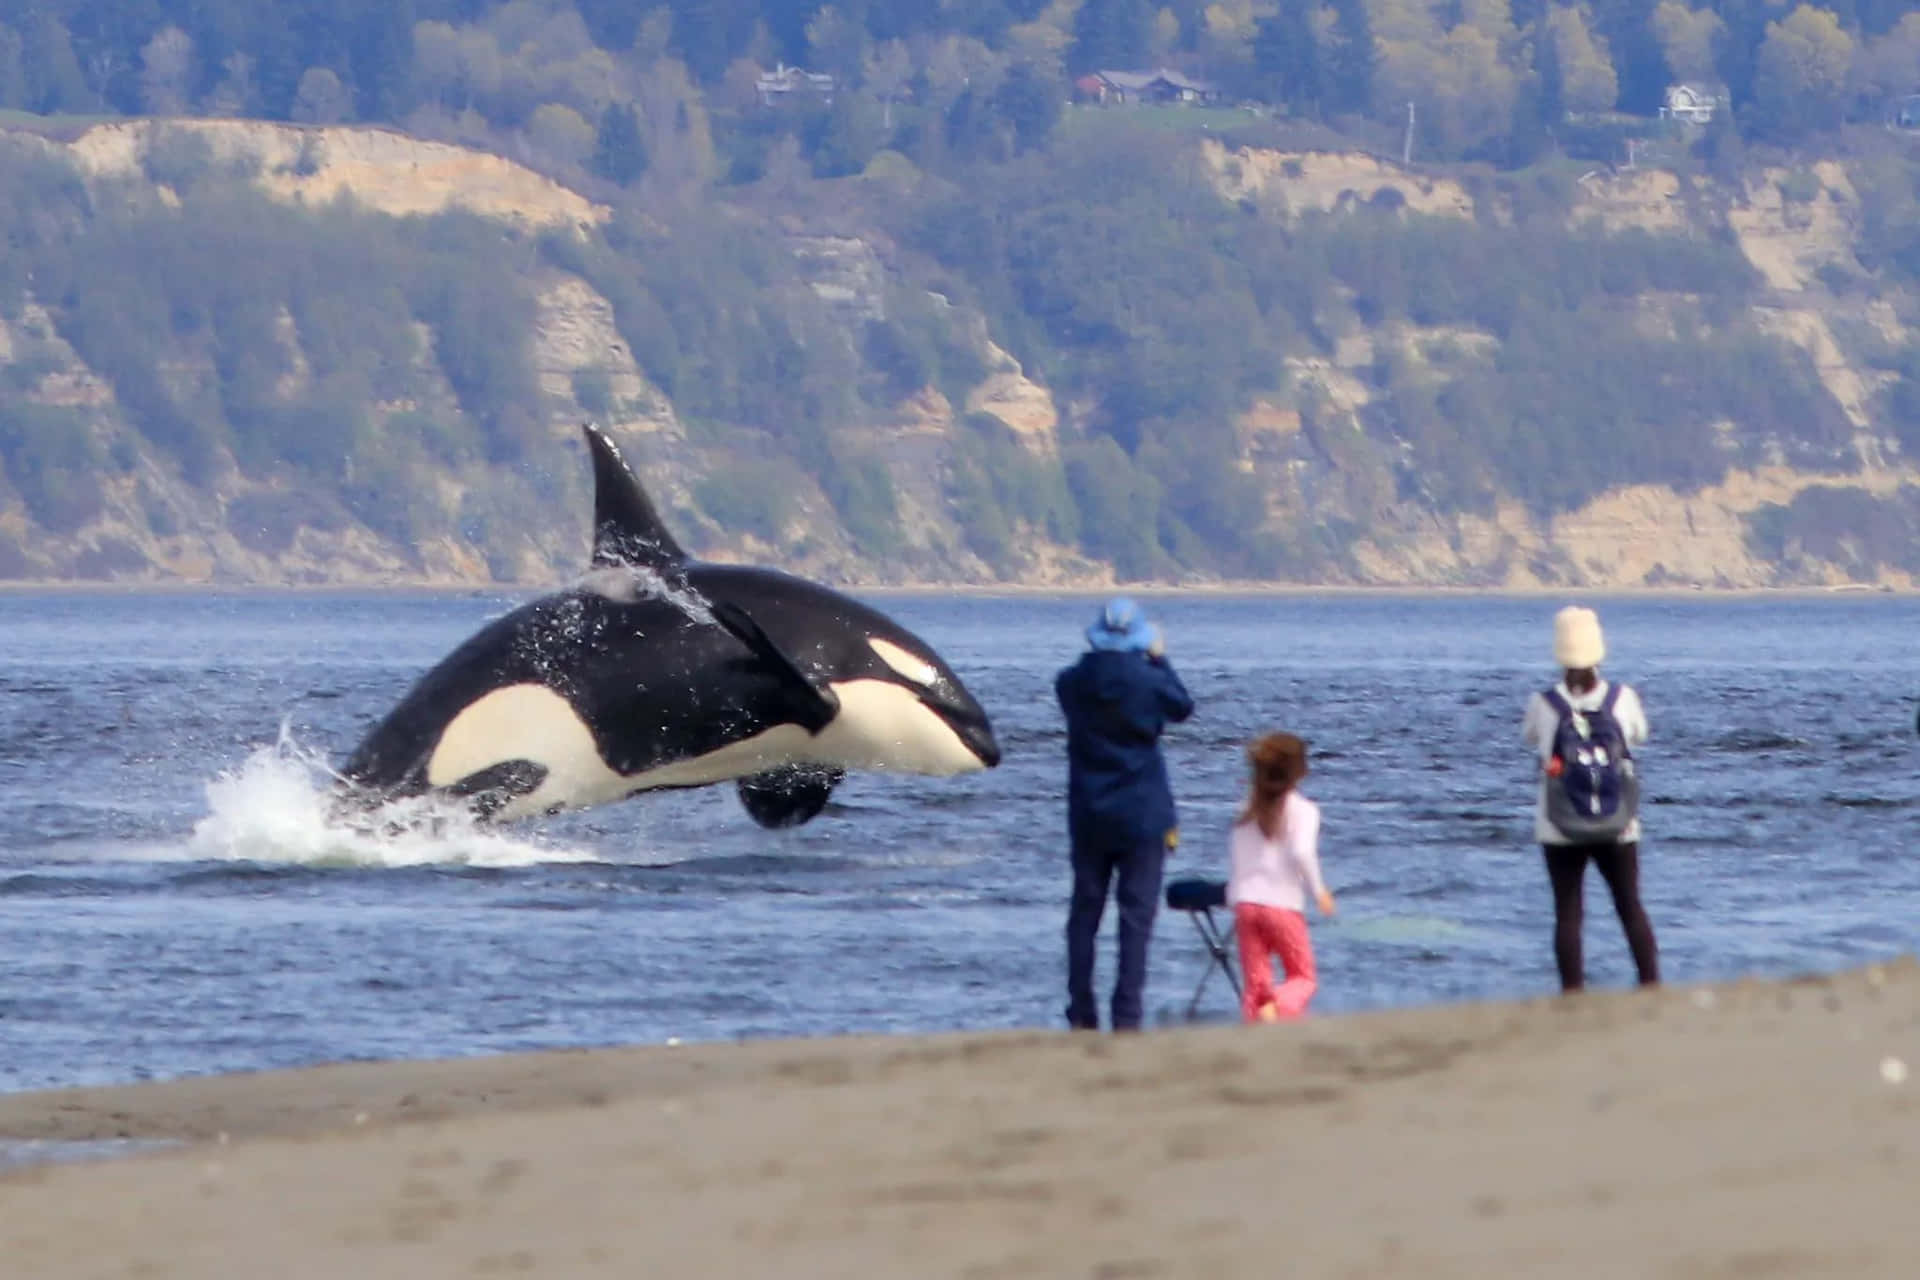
[{"left": 0, "top": 119, "right": 1914, "bottom": 589}]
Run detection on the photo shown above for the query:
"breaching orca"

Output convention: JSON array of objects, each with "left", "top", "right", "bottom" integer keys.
[{"left": 337, "top": 425, "right": 1001, "bottom": 827}]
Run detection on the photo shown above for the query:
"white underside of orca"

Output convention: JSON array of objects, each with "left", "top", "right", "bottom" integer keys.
[{"left": 425, "top": 678, "right": 985, "bottom": 823}]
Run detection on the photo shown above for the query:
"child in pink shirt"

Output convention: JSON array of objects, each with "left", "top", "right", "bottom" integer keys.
[{"left": 1227, "top": 732, "right": 1336, "bottom": 1022}]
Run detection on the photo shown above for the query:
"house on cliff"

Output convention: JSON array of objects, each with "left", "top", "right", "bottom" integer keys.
[
  {"left": 1074, "top": 68, "right": 1223, "bottom": 106},
  {"left": 1659, "top": 82, "right": 1727, "bottom": 125},
  {"left": 756, "top": 64, "right": 836, "bottom": 108}
]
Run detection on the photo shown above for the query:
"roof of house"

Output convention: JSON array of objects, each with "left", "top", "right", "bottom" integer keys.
[
  {"left": 1095, "top": 67, "right": 1219, "bottom": 94},
  {"left": 757, "top": 64, "right": 836, "bottom": 93},
  {"left": 1667, "top": 81, "right": 1727, "bottom": 101}
]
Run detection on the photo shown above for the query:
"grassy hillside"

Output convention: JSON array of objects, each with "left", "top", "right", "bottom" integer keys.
[
  {"left": 0, "top": 112, "right": 1917, "bottom": 588},
  {"left": 4, "top": 0, "right": 1918, "bottom": 586}
]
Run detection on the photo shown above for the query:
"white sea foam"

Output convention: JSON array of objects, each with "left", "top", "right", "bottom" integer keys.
[
  {"left": 577, "top": 564, "right": 716, "bottom": 624},
  {"left": 186, "top": 723, "right": 597, "bottom": 868}
]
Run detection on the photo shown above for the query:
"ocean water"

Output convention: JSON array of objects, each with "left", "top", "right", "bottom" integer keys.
[{"left": 1, "top": 589, "right": 1915, "bottom": 1094}]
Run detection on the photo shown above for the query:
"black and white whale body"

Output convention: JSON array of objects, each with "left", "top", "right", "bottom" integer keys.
[{"left": 338, "top": 426, "right": 1000, "bottom": 827}]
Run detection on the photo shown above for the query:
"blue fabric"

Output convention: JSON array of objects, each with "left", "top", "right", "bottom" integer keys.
[
  {"left": 1066, "top": 834, "right": 1167, "bottom": 1031},
  {"left": 1085, "top": 596, "right": 1159, "bottom": 653},
  {"left": 1165, "top": 877, "right": 1227, "bottom": 912},
  {"left": 1056, "top": 648, "right": 1194, "bottom": 849}
]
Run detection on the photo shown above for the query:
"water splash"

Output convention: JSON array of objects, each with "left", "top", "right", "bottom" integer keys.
[
  {"left": 187, "top": 723, "right": 597, "bottom": 868},
  {"left": 577, "top": 564, "right": 716, "bottom": 624}
]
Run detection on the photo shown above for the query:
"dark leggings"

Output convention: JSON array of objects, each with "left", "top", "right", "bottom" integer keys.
[{"left": 1543, "top": 842, "right": 1659, "bottom": 991}]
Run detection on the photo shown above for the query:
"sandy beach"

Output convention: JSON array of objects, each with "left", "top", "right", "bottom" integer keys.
[{"left": 0, "top": 961, "right": 1915, "bottom": 1278}]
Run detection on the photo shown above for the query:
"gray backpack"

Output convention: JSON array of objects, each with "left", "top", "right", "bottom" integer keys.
[{"left": 1542, "top": 685, "right": 1639, "bottom": 840}]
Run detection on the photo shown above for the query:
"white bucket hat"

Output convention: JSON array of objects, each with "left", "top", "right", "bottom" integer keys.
[{"left": 1553, "top": 605, "right": 1605, "bottom": 669}]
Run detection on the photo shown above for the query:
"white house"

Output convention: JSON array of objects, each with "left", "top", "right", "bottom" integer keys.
[
  {"left": 756, "top": 64, "right": 836, "bottom": 108},
  {"left": 1660, "top": 82, "right": 1726, "bottom": 125}
]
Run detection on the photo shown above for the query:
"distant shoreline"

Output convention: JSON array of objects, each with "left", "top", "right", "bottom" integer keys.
[{"left": 0, "top": 578, "right": 1911, "bottom": 600}]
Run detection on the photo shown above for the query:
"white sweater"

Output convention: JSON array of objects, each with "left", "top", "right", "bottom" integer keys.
[
  {"left": 1521, "top": 678, "right": 1649, "bottom": 844},
  {"left": 1226, "top": 793, "right": 1327, "bottom": 912}
]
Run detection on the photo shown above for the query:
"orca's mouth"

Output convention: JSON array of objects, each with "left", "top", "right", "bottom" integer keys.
[{"left": 928, "top": 701, "right": 1002, "bottom": 769}]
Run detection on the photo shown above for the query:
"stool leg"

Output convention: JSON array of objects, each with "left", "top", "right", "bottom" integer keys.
[
  {"left": 1198, "top": 911, "right": 1241, "bottom": 999},
  {"left": 1185, "top": 913, "right": 1214, "bottom": 1018}
]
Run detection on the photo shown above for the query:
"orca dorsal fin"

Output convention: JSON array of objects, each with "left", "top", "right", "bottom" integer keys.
[{"left": 583, "top": 423, "right": 688, "bottom": 572}]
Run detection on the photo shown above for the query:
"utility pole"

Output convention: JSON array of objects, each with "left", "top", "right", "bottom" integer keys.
[{"left": 1402, "top": 100, "right": 1415, "bottom": 166}]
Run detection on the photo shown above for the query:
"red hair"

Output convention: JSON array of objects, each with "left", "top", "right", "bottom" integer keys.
[{"left": 1240, "top": 732, "right": 1309, "bottom": 839}]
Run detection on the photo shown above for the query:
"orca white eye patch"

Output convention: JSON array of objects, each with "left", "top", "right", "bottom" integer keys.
[{"left": 868, "top": 636, "right": 938, "bottom": 687}]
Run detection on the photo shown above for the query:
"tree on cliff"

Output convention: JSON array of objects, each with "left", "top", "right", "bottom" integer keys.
[
  {"left": 1324, "top": 0, "right": 1377, "bottom": 117},
  {"left": 1253, "top": 0, "right": 1324, "bottom": 119},
  {"left": 1851, "top": 13, "right": 1920, "bottom": 118},
  {"left": 1548, "top": 6, "right": 1619, "bottom": 115},
  {"left": 668, "top": 0, "right": 764, "bottom": 82},
  {"left": 1071, "top": 0, "right": 1158, "bottom": 73},
  {"left": 1584, "top": 0, "right": 1668, "bottom": 115},
  {"left": 1650, "top": 0, "right": 1724, "bottom": 84},
  {"left": 993, "top": 62, "right": 1066, "bottom": 154},
  {"left": 292, "top": 67, "right": 355, "bottom": 124},
  {"left": 1751, "top": 4, "right": 1856, "bottom": 139},
  {"left": 0, "top": 25, "right": 27, "bottom": 111},
  {"left": 530, "top": 102, "right": 595, "bottom": 170},
  {"left": 22, "top": 14, "right": 91, "bottom": 114},
  {"left": 1376, "top": 13, "right": 1522, "bottom": 159},
  {"left": 138, "top": 26, "right": 195, "bottom": 116},
  {"left": 803, "top": 4, "right": 868, "bottom": 85},
  {"left": 591, "top": 101, "right": 648, "bottom": 184}
]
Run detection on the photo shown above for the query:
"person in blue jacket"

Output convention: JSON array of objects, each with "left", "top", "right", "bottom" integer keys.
[{"left": 1055, "top": 597, "right": 1195, "bottom": 1031}]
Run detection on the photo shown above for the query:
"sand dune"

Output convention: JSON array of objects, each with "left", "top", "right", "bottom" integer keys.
[{"left": 2, "top": 960, "right": 1916, "bottom": 1277}]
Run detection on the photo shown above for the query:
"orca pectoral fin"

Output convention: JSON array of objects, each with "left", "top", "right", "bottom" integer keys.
[
  {"left": 710, "top": 600, "right": 840, "bottom": 734},
  {"left": 737, "top": 766, "right": 844, "bottom": 829},
  {"left": 445, "top": 760, "right": 549, "bottom": 821}
]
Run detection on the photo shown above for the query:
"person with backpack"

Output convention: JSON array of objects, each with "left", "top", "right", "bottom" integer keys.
[
  {"left": 1056, "top": 597, "right": 1195, "bottom": 1032},
  {"left": 1521, "top": 605, "right": 1659, "bottom": 992}
]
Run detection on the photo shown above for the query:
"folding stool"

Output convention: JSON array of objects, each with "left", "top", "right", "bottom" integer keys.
[{"left": 1163, "top": 877, "right": 1240, "bottom": 1019}]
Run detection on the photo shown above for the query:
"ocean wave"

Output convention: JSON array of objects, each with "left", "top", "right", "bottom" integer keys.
[{"left": 185, "top": 722, "right": 599, "bottom": 869}]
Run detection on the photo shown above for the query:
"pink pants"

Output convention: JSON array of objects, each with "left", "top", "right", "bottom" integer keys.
[{"left": 1234, "top": 903, "right": 1317, "bottom": 1022}]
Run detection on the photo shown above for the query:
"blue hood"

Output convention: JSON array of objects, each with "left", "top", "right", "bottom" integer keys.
[{"left": 1085, "top": 596, "right": 1159, "bottom": 653}]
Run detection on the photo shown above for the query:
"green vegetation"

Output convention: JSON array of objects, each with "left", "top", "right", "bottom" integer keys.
[
  {"left": 0, "top": 402, "right": 106, "bottom": 532},
  {"left": 950, "top": 413, "right": 1078, "bottom": 570},
  {"left": 0, "top": 133, "right": 552, "bottom": 554},
  {"left": 0, "top": 2, "right": 1910, "bottom": 188},
  {"left": 1871, "top": 344, "right": 1920, "bottom": 458},
  {"left": 695, "top": 456, "right": 800, "bottom": 545},
  {"left": 538, "top": 211, "right": 859, "bottom": 461},
  {"left": 0, "top": 1, "right": 1914, "bottom": 582},
  {"left": 1745, "top": 485, "right": 1920, "bottom": 580},
  {"left": 895, "top": 133, "right": 1847, "bottom": 553}
]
